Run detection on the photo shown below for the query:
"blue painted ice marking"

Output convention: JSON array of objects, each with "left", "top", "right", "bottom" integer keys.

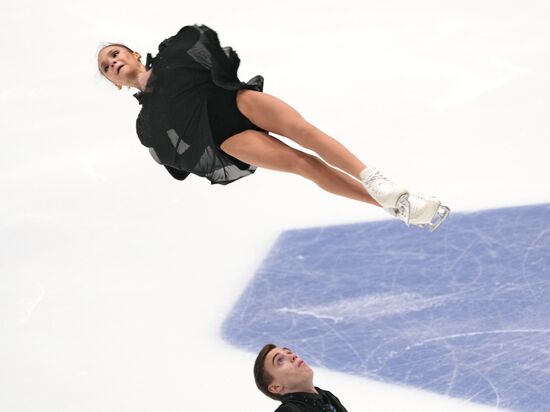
[{"left": 222, "top": 204, "right": 550, "bottom": 411}]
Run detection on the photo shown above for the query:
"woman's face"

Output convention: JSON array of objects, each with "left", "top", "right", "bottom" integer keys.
[{"left": 98, "top": 45, "right": 144, "bottom": 89}]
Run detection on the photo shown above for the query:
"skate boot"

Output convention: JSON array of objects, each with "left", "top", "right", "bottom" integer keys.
[
  {"left": 386, "top": 194, "right": 450, "bottom": 232},
  {"left": 360, "top": 167, "right": 409, "bottom": 209}
]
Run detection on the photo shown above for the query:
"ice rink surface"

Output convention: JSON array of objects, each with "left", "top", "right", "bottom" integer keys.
[
  {"left": 224, "top": 204, "right": 550, "bottom": 411},
  {"left": 1, "top": 1, "right": 550, "bottom": 411}
]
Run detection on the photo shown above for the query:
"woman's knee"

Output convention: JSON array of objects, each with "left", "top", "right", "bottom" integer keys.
[
  {"left": 288, "top": 120, "right": 320, "bottom": 148},
  {"left": 291, "top": 152, "right": 323, "bottom": 176}
]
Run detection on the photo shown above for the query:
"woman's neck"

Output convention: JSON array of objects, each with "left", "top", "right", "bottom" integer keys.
[{"left": 135, "top": 69, "right": 153, "bottom": 91}]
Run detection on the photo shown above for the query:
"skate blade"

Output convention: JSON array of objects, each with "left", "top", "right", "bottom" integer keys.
[{"left": 418, "top": 205, "right": 450, "bottom": 232}]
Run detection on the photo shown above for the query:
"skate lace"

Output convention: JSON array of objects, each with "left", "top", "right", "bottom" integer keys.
[
  {"left": 395, "top": 198, "right": 409, "bottom": 219},
  {"left": 367, "top": 169, "right": 390, "bottom": 190}
]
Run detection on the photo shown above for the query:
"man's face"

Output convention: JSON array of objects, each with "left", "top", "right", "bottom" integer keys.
[{"left": 264, "top": 347, "right": 314, "bottom": 396}]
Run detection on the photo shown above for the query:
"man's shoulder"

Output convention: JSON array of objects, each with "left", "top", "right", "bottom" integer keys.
[
  {"left": 274, "top": 388, "right": 347, "bottom": 412},
  {"left": 275, "top": 403, "right": 305, "bottom": 412},
  {"left": 319, "top": 388, "right": 348, "bottom": 412}
]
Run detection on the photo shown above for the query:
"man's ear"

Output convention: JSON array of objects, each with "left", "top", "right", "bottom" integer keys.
[
  {"left": 133, "top": 51, "right": 142, "bottom": 61},
  {"left": 268, "top": 382, "right": 283, "bottom": 395}
]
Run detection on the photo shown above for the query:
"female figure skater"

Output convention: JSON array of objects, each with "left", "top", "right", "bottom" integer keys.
[{"left": 97, "top": 24, "right": 449, "bottom": 231}]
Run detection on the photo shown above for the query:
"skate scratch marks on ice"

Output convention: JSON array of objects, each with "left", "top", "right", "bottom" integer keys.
[
  {"left": 277, "top": 291, "right": 462, "bottom": 323},
  {"left": 73, "top": 155, "right": 108, "bottom": 181},
  {"left": 19, "top": 285, "right": 45, "bottom": 324},
  {"left": 407, "top": 329, "right": 550, "bottom": 350}
]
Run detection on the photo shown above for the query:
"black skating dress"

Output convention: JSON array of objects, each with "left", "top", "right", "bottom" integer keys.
[{"left": 134, "top": 24, "right": 265, "bottom": 185}]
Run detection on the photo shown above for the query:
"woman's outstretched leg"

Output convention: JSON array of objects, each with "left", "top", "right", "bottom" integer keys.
[
  {"left": 236, "top": 90, "right": 366, "bottom": 178},
  {"left": 221, "top": 130, "right": 379, "bottom": 206},
  {"left": 235, "top": 91, "right": 450, "bottom": 231},
  {"left": 236, "top": 90, "right": 407, "bottom": 209}
]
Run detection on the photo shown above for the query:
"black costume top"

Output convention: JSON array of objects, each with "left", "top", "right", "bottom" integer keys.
[
  {"left": 276, "top": 387, "right": 349, "bottom": 412},
  {"left": 134, "top": 24, "right": 264, "bottom": 185}
]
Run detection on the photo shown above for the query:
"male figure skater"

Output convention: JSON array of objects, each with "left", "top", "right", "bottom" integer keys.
[{"left": 254, "top": 344, "right": 348, "bottom": 412}]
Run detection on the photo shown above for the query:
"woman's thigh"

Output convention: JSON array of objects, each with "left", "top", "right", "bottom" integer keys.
[
  {"left": 220, "top": 129, "right": 309, "bottom": 173},
  {"left": 235, "top": 90, "right": 315, "bottom": 142}
]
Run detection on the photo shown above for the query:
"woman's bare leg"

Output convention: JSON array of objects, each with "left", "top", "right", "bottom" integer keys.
[
  {"left": 233, "top": 91, "right": 451, "bottom": 230},
  {"left": 221, "top": 130, "right": 378, "bottom": 206},
  {"left": 236, "top": 90, "right": 367, "bottom": 178}
]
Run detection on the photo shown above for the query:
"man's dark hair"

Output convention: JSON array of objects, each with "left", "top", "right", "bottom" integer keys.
[{"left": 254, "top": 343, "right": 282, "bottom": 401}]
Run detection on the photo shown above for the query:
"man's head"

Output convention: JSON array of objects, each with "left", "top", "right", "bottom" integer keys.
[{"left": 254, "top": 344, "right": 315, "bottom": 401}]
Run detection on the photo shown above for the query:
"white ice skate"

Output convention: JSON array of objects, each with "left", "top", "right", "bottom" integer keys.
[
  {"left": 386, "top": 194, "right": 450, "bottom": 232},
  {"left": 360, "top": 167, "right": 409, "bottom": 209}
]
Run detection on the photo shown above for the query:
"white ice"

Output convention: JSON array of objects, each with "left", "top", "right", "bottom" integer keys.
[{"left": 1, "top": 0, "right": 549, "bottom": 411}]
